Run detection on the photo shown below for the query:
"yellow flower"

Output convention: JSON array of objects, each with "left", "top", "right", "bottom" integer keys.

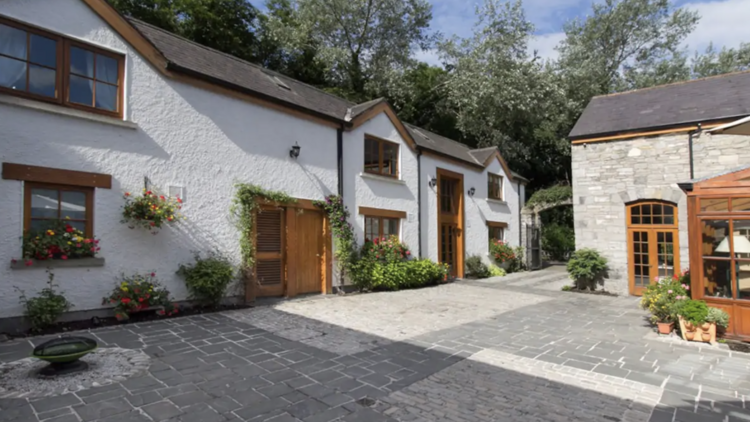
[
  {"left": 121, "top": 287, "right": 129, "bottom": 292},
  {"left": 65, "top": 216, "right": 71, "bottom": 220},
  {"left": 47, "top": 230, "right": 55, "bottom": 236},
  {"left": 67, "top": 241, "right": 72, "bottom": 245}
]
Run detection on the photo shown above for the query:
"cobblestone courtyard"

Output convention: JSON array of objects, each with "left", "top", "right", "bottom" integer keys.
[{"left": 3, "top": 266, "right": 750, "bottom": 422}]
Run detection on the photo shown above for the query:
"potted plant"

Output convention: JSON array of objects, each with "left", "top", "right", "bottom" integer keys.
[
  {"left": 102, "top": 272, "right": 178, "bottom": 321},
  {"left": 121, "top": 189, "right": 183, "bottom": 233},
  {"left": 14, "top": 219, "right": 100, "bottom": 265},
  {"left": 640, "top": 274, "right": 689, "bottom": 334},
  {"left": 672, "top": 299, "right": 730, "bottom": 344}
]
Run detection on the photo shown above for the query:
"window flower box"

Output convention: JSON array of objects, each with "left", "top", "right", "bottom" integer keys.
[{"left": 13, "top": 220, "right": 100, "bottom": 266}]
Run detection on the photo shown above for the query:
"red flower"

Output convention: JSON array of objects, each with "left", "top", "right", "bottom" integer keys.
[
  {"left": 121, "top": 298, "right": 131, "bottom": 304},
  {"left": 150, "top": 222, "right": 156, "bottom": 227},
  {"left": 11, "top": 259, "right": 17, "bottom": 264},
  {"left": 374, "top": 238, "right": 379, "bottom": 245},
  {"left": 159, "top": 195, "right": 165, "bottom": 200},
  {"left": 146, "top": 190, "right": 152, "bottom": 195},
  {"left": 150, "top": 272, "right": 156, "bottom": 277},
  {"left": 25, "top": 260, "right": 33, "bottom": 266},
  {"left": 65, "top": 225, "right": 74, "bottom": 233},
  {"left": 61, "top": 255, "right": 68, "bottom": 260},
  {"left": 76, "top": 243, "right": 82, "bottom": 247},
  {"left": 157, "top": 310, "right": 165, "bottom": 316},
  {"left": 406, "top": 251, "right": 411, "bottom": 255},
  {"left": 177, "top": 198, "right": 183, "bottom": 204},
  {"left": 124, "top": 192, "right": 131, "bottom": 197},
  {"left": 91, "top": 247, "right": 96, "bottom": 252},
  {"left": 94, "top": 240, "right": 100, "bottom": 244},
  {"left": 138, "top": 298, "right": 144, "bottom": 303},
  {"left": 84, "top": 239, "right": 92, "bottom": 244}
]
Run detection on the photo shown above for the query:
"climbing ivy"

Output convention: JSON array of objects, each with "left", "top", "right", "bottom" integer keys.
[
  {"left": 526, "top": 185, "right": 572, "bottom": 209},
  {"left": 313, "top": 195, "right": 358, "bottom": 283},
  {"left": 231, "top": 184, "right": 296, "bottom": 275}
]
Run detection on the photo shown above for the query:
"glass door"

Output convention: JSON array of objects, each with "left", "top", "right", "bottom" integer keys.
[{"left": 627, "top": 201, "right": 680, "bottom": 295}]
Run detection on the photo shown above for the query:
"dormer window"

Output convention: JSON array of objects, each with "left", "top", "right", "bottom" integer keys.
[
  {"left": 488, "top": 173, "right": 503, "bottom": 200},
  {"left": 0, "top": 17, "right": 124, "bottom": 118},
  {"left": 364, "top": 135, "right": 399, "bottom": 178}
]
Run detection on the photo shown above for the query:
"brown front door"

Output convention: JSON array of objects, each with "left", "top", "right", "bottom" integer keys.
[
  {"left": 627, "top": 201, "right": 680, "bottom": 295},
  {"left": 255, "top": 207, "right": 286, "bottom": 297},
  {"left": 437, "top": 169, "right": 464, "bottom": 278},
  {"left": 292, "top": 209, "right": 324, "bottom": 295}
]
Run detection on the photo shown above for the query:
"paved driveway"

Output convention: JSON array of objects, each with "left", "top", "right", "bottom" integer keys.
[{"left": 2, "top": 266, "right": 750, "bottom": 422}]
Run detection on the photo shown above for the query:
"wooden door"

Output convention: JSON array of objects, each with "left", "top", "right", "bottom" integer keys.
[
  {"left": 294, "top": 209, "right": 324, "bottom": 295},
  {"left": 627, "top": 201, "right": 680, "bottom": 296},
  {"left": 255, "top": 208, "right": 286, "bottom": 297},
  {"left": 437, "top": 169, "right": 464, "bottom": 278}
]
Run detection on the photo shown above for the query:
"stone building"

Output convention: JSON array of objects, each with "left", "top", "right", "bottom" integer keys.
[{"left": 570, "top": 71, "right": 750, "bottom": 296}]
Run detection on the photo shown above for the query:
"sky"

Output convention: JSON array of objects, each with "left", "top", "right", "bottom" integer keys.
[{"left": 416, "top": 0, "right": 750, "bottom": 65}]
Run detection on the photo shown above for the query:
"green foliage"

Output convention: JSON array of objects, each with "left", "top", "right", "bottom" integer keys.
[
  {"left": 489, "top": 265, "right": 506, "bottom": 277},
  {"left": 541, "top": 224, "right": 576, "bottom": 261},
  {"left": 103, "top": 273, "right": 177, "bottom": 320},
  {"left": 526, "top": 186, "right": 573, "bottom": 209},
  {"left": 561, "top": 285, "right": 573, "bottom": 291},
  {"left": 370, "top": 259, "right": 449, "bottom": 291},
  {"left": 178, "top": 252, "right": 236, "bottom": 307},
  {"left": 692, "top": 42, "right": 750, "bottom": 78},
  {"left": 313, "top": 195, "right": 358, "bottom": 283},
  {"left": 109, "top": 0, "right": 262, "bottom": 63},
  {"left": 489, "top": 240, "right": 515, "bottom": 265},
  {"left": 640, "top": 275, "right": 689, "bottom": 323},
  {"left": 706, "top": 307, "right": 730, "bottom": 329},
  {"left": 566, "top": 248, "right": 607, "bottom": 290},
  {"left": 121, "top": 188, "right": 183, "bottom": 232},
  {"left": 360, "top": 236, "right": 411, "bottom": 264},
  {"left": 674, "top": 299, "right": 709, "bottom": 326},
  {"left": 506, "top": 246, "right": 526, "bottom": 274},
  {"left": 15, "top": 271, "right": 72, "bottom": 332},
  {"left": 465, "top": 255, "right": 491, "bottom": 279},
  {"left": 231, "top": 184, "right": 296, "bottom": 279},
  {"left": 21, "top": 219, "right": 99, "bottom": 261}
]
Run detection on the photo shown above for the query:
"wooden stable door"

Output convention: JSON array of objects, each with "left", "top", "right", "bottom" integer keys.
[
  {"left": 290, "top": 209, "right": 325, "bottom": 296},
  {"left": 437, "top": 169, "right": 464, "bottom": 278},
  {"left": 255, "top": 208, "right": 286, "bottom": 297}
]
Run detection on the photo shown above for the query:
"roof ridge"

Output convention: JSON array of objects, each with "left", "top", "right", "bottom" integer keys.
[
  {"left": 593, "top": 69, "right": 750, "bottom": 99},
  {"left": 126, "top": 17, "right": 355, "bottom": 109},
  {"left": 405, "top": 123, "right": 483, "bottom": 165},
  {"left": 470, "top": 146, "right": 498, "bottom": 152}
]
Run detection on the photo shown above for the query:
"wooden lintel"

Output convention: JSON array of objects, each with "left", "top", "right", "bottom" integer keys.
[
  {"left": 358, "top": 206, "right": 407, "bottom": 219},
  {"left": 2, "top": 162, "right": 112, "bottom": 189}
]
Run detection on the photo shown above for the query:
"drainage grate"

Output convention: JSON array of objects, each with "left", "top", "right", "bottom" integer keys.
[{"left": 356, "top": 397, "right": 377, "bottom": 407}]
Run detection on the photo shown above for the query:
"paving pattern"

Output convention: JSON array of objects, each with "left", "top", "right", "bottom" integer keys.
[{"left": 2, "top": 266, "right": 750, "bottom": 422}]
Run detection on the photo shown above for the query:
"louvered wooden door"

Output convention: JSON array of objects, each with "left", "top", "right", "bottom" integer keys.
[{"left": 255, "top": 208, "right": 285, "bottom": 297}]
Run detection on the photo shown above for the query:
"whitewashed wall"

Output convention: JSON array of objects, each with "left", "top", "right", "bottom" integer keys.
[
  {"left": 0, "top": 0, "right": 339, "bottom": 318},
  {"left": 419, "top": 155, "right": 522, "bottom": 267},
  {"left": 342, "top": 114, "right": 420, "bottom": 260}
]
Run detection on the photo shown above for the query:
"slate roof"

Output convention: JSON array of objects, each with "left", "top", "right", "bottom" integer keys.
[
  {"left": 127, "top": 18, "right": 526, "bottom": 181},
  {"left": 570, "top": 71, "right": 750, "bottom": 140}
]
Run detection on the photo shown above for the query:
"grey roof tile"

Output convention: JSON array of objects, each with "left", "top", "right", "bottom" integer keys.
[{"left": 570, "top": 71, "right": 750, "bottom": 139}]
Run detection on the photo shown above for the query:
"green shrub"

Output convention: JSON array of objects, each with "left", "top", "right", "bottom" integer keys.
[
  {"left": 178, "top": 252, "right": 236, "bottom": 307},
  {"left": 561, "top": 285, "right": 572, "bottom": 291},
  {"left": 674, "top": 299, "right": 709, "bottom": 326},
  {"left": 489, "top": 265, "right": 506, "bottom": 277},
  {"left": 16, "top": 271, "right": 72, "bottom": 332},
  {"left": 706, "top": 307, "right": 730, "bottom": 328},
  {"left": 465, "top": 255, "right": 491, "bottom": 279},
  {"left": 541, "top": 224, "right": 575, "bottom": 261},
  {"left": 370, "top": 259, "right": 448, "bottom": 291},
  {"left": 489, "top": 240, "right": 515, "bottom": 265},
  {"left": 566, "top": 248, "right": 607, "bottom": 290},
  {"left": 361, "top": 236, "right": 411, "bottom": 263},
  {"left": 640, "top": 275, "right": 688, "bottom": 323},
  {"left": 103, "top": 272, "right": 177, "bottom": 320},
  {"left": 506, "top": 246, "right": 526, "bottom": 274}
]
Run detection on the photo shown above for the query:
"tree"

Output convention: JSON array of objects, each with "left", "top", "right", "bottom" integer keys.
[
  {"left": 557, "top": 0, "right": 699, "bottom": 104},
  {"left": 109, "top": 0, "right": 262, "bottom": 63},
  {"left": 438, "top": 0, "right": 571, "bottom": 188},
  {"left": 692, "top": 43, "right": 750, "bottom": 78},
  {"left": 266, "top": 0, "right": 436, "bottom": 99}
]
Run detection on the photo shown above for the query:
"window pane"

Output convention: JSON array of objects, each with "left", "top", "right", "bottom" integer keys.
[
  {"left": 69, "top": 221, "right": 86, "bottom": 233},
  {"left": 701, "top": 220, "right": 730, "bottom": 257},
  {"left": 738, "top": 260, "right": 750, "bottom": 300},
  {"left": 364, "top": 138, "right": 379, "bottom": 173},
  {"left": 69, "top": 74, "right": 93, "bottom": 106},
  {"left": 61, "top": 191, "right": 86, "bottom": 220},
  {"left": 30, "top": 219, "right": 55, "bottom": 234},
  {"left": 70, "top": 46, "right": 94, "bottom": 77},
  {"left": 382, "top": 142, "right": 397, "bottom": 177},
  {"left": 0, "top": 56, "right": 27, "bottom": 90},
  {"left": 29, "top": 34, "right": 56, "bottom": 68},
  {"left": 701, "top": 198, "right": 729, "bottom": 212},
  {"left": 28, "top": 65, "right": 56, "bottom": 98},
  {"left": 96, "top": 54, "right": 118, "bottom": 84},
  {"left": 664, "top": 205, "right": 674, "bottom": 216},
  {"left": 371, "top": 217, "right": 380, "bottom": 241},
  {"left": 31, "top": 189, "right": 59, "bottom": 218},
  {"left": 384, "top": 218, "right": 398, "bottom": 238},
  {"left": 733, "top": 198, "right": 750, "bottom": 212},
  {"left": 95, "top": 82, "right": 117, "bottom": 111},
  {"left": 732, "top": 220, "right": 750, "bottom": 259},
  {"left": 703, "top": 259, "right": 732, "bottom": 298},
  {"left": 0, "top": 24, "right": 27, "bottom": 60}
]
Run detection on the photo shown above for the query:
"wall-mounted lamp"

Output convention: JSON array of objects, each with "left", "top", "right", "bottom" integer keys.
[
  {"left": 289, "top": 142, "right": 301, "bottom": 159},
  {"left": 428, "top": 176, "right": 437, "bottom": 188},
  {"left": 468, "top": 187, "right": 475, "bottom": 197}
]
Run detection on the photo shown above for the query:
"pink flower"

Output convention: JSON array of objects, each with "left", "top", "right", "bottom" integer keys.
[
  {"left": 667, "top": 290, "right": 672, "bottom": 294},
  {"left": 150, "top": 272, "right": 156, "bottom": 277},
  {"left": 685, "top": 285, "right": 690, "bottom": 290},
  {"left": 25, "top": 260, "right": 33, "bottom": 267},
  {"left": 61, "top": 255, "right": 68, "bottom": 260},
  {"left": 10, "top": 259, "right": 17, "bottom": 264}
]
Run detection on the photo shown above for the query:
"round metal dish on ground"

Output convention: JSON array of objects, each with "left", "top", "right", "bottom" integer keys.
[{"left": 32, "top": 336, "right": 98, "bottom": 377}]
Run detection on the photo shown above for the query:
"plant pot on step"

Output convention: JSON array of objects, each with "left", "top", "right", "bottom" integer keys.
[
  {"left": 678, "top": 316, "right": 717, "bottom": 344},
  {"left": 657, "top": 321, "right": 674, "bottom": 335}
]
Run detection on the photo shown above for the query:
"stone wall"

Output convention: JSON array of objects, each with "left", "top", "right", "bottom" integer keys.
[{"left": 572, "top": 131, "right": 750, "bottom": 295}]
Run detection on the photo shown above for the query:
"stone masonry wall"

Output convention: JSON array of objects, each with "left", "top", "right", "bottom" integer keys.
[{"left": 572, "top": 131, "right": 750, "bottom": 295}]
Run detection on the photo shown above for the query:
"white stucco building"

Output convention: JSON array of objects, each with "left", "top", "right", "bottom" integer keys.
[{"left": 0, "top": 0, "right": 526, "bottom": 325}]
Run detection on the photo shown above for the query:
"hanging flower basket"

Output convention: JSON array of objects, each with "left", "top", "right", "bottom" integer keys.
[{"left": 121, "top": 189, "right": 183, "bottom": 233}]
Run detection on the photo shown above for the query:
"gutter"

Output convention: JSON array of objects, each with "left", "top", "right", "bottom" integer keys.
[
  {"left": 417, "top": 150, "right": 423, "bottom": 258},
  {"left": 688, "top": 123, "right": 702, "bottom": 180},
  {"left": 517, "top": 180, "right": 522, "bottom": 247},
  {"left": 337, "top": 127, "right": 344, "bottom": 197}
]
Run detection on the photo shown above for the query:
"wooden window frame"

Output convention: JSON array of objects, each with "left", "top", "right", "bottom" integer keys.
[
  {"left": 487, "top": 221, "right": 507, "bottom": 242},
  {"left": 24, "top": 182, "right": 95, "bottom": 237},
  {"left": 0, "top": 16, "right": 125, "bottom": 118},
  {"left": 488, "top": 173, "right": 503, "bottom": 200},
  {"left": 363, "top": 215, "right": 401, "bottom": 242},
  {"left": 364, "top": 135, "right": 399, "bottom": 178}
]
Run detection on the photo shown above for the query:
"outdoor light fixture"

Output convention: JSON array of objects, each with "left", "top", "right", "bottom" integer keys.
[
  {"left": 468, "top": 187, "right": 476, "bottom": 197},
  {"left": 289, "top": 142, "right": 301, "bottom": 159},
  {"left": 428, "top": 176, "right": 437, "bottom": 188}
]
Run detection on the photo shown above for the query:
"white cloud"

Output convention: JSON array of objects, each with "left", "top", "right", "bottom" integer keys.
[
  {"left": 529, "top": 32, "right": 565, "bottom": 62},
  {"left": 414, "top": 48, "right": 442, "bottom": 66},
  {"left": 682, "top": 0, "right": 750, "bottom": 53}
]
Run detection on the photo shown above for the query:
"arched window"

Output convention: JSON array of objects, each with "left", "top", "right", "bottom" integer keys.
[{"left": 627, "top": 200, "right": 680, "bottom": 295}]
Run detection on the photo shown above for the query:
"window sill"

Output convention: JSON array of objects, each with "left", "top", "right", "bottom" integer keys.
[
  {"left": 11, "top": 257, "right": 105, "bottom": 270},
  {"left": 486, "top": 198, "right": 508, "bottom": 205},
  {"left": 360, "top": 172, "right": 406, "bottom": 185},
  {"left": 0, "top": 94, "right": 138, "bottom": 130}
]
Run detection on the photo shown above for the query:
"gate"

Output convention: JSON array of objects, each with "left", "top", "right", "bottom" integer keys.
[{"left": 526, "top": 223, "right": 542, "bottom": 270}]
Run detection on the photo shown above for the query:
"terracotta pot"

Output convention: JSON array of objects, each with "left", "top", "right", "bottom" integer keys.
[
  {"left": 702, "top": 332, "right": 712, "bottom": 342},
  {"left": 657, "top": 321, "right": 674, "bottom": 335},
  {"left": 685, "top": 331, "right": 695, "bottom": 340},
  {"left": 678, "top": 316, "right": 717, "bottom": 344}
]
